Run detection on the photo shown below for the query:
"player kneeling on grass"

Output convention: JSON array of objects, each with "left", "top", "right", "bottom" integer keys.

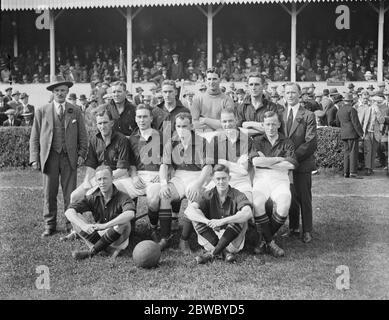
[
  {"left": 184, "top": 164, "right": 253, "bottom": 264},
  {"left": 250, "top": 111, "right": 297, "bottom": 257},
  {"left": 65, "top": 165, "right": 135, "bottom": 260},
  {"left": 158, "top": 112, "right": 213, "bottom": 252}
]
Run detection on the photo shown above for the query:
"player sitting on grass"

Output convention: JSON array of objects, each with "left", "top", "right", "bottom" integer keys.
[
  {"left": 185, "top": 164, "right": 253, "bottom": 264},
  {"left": 250, "top": 111, "right": 297, "bottom": 257},
  {"left": 65, "top": 165, "right": 135, "bottom": 260}
]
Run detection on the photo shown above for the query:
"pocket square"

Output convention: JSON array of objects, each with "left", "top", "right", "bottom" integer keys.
[{"left": 72, "top": 119, "right": 77, "bottom": 123}]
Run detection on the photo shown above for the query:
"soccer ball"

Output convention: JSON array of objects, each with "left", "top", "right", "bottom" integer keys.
[{"left": 132, "top": 240, "right": 161, "bottom": 268}]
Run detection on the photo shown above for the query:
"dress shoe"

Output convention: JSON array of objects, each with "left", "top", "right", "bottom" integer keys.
[
  {"left": 195, "top": 252, "right": 214, "bottom": 264},
  {"left": 178, "top": 239, "right": 191, "bottom": 254},
  {"left": 267, "top": 240, "right": 285, "bottom": 257},
  {"left": 302, "top": 232, "right": 312, "bottom": 243},
  {"left": 253, "top": 240, "right": 267, "bottom": 255},
  {"left": 343, "top": 173, "right": 350, "bottom": 178},
  {"left": 72, "top": 250, "right": 92, "bottom": 260},
  {"left": 349, "top": 174, "right": 363, "bottom": 179},
  {"left": 365, "top": 169, "right": 373, "bottom": 176},
  {"left": 41, "top": 229, "right": 56, "bottom": 238},
  {"left": 159, "top": 238, "right": 169, "bottom": 251}
]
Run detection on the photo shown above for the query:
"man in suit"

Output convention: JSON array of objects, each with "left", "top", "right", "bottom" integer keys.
[
  {"left": 335, "top": 93, "right": 364, "bottom": 179},
  {"left": 283, "top": 83, "right": 317, "bottom": 243},
  {"left": 3, "top": 87, "right": 13, "bottom": 105},
  {"left": 30, "top": 80, "right": 88, "bottom": 237},
  {"left": 18, "top": 92, "right": 35, "bottom": 125},
  {"left": 3, "top": 109, "right": 21, "bottom": 126},
  {"left": 321, "top": 88, "right": 337, "bottom": 125},
  {"left": 360, "top": 91, "right": 386, "bottom": 175},
  {"left": 134, "top": 87, "right": 144, "bottom": 106},
  {"left": 327, "top": 94, "right": 342, "bottom": 127},
  {"left": 170, "top": 54, "right": 184, "bottom": 81},
  {"left": 0, "top": 91, "right": 12, "bottom": 125}
]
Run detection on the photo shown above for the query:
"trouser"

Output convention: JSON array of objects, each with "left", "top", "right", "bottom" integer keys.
[
  {"left": 363, "top": 133, "right": 378, "bottom": 170},
  {"left": 377, "top": 140, "right": 388, "bottom": 167},
  {"left": 288, "top": 171, "right": 312, "bottom": 233},
  {"left": 343, "top": 138, "right": 359, "bottom": 175},
  {"left": 43, "top": 150, "right": 77, "bottom": 230}
]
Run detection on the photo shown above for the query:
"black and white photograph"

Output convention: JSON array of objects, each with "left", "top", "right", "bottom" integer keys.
[{"left": 1, "top": 0, "right": 389, "bottom": 304}]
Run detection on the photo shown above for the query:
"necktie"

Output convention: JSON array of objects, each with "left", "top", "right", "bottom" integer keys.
[
  {"left": 59, "top": 104, "right": 64, "bottom": 120},
  {"left": 287, "top": 108, "right": 294, "bottom": 135}
]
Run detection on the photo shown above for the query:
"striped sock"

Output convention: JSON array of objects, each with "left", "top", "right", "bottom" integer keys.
[
  {"left": 148, "top": 209, "right": 159, "bottom": 226},
  {"left": 270, "top": 212, "right": 287, "bottom": 236},
  {"left": 195, "top": 223, "right": 218, "bottom": 247},
  {"left": 159, "top": 208, "right": 172, "bottom": 239},
  {"left": 91, "top": 228, "right": 121, "bottom": 255},
  {"left": 79, "top": 230, "right": 101, "bottom": 244},
  {"left": 254, "top": 214, "right": 273, "bottom": 243},
  {"left": 213, "top": 224, "right": 242, "bottom": 256}
]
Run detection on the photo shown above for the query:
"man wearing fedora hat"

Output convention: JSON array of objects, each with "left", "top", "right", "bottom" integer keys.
[
  {"left": 19, "top": 93, "right": 35, "bottom": 126},
  {"left": 3, "top": 109, "right": 21, "bottom": 127},
  {"left": 321, "top": 88, "right": 338, "bottom": 125},
  {"left": 327, "top": 94, "right": 343, "bottom": 127},
  {"left": 170, "top": 53, "right": 184, "bottom": 81},
  {"left": 3, "top": 87, "right": 13, "bottom": 105},
  {"left": 335, "top": 93, "right": 364, "bottom": 178},
  {"left": 359, "top": 91, "right": 386, "bottom": 175},
  {"left": 0, "top": 91, "right": 11, "bottom": 125},
  {"left": 30, "top": 79, "right": 88, "bottom": 237},
  {"left": 7, "top": 90, "right": 23, "bottom": 115},
  {"left": 134, "top": 86, "right": 144, "bottom": 106}
]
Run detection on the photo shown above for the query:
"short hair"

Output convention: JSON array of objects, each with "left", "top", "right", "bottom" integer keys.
[
  {"left": 263, "top": 110, "right": 279, "bottom": 121},
  {"left": 136, "top": 104, "right": 153, "bottom": 116},
  {"left": 284, "top": 82, "right": 301, "bottom": 93},
  {"left": 161, "top": 79, "right": 177, "bottom": 90},
  {"left": 213, "top": 164, "right": 230, "bottom": 175},
  {"left": 248, "top": 73, "right": 266, "bottom": 85},
  {"left": 220, "top": 106, "right": 237, "bottom": 118},
  {"left": 206, "top": 67, "right": 220, "bottom": 77},
  {"left": 94, "top": 104, "right": 114, "bottom": 120},
  {"left": 175, "top": 112, "right": 192, "bottom": 123},
  {"left": 111, "top": 81, "right": 126, "bottom": 91},
  {"left": 95, "top": 165, "right": 113, "bottom": 176}
]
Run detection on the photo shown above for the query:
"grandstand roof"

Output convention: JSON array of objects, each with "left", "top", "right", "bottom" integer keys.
[{"left": 1, "top": 0, "right": 374, "bottom": 11}]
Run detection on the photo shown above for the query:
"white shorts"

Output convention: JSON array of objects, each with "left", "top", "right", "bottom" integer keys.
[
  {"left": 170, "top": 170, "right": 203, "bottom": 199},
  {"left": 195, "top": 222, "right": 248, "bottom": 254},
  {"left": 252, "top": 169, "right": 290, "bottom": 200},
  {"left": 114, "top": 171, "right": 160, "bottom": 198}
]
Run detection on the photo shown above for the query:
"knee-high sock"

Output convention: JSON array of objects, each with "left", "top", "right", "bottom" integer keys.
[
  {"left": 148, "top": 209, "right": 159, "bottom": 227},
  {"left": 213, "top": 224, "right": 242, "bottom": 256},
  {"left": 195, "top": 223, "right": 218, "bottom": 247},
  {"left": 79, "top": 230, "right": 101, "bottom": 244},
  {"left": 159, "top": 208, "right": 172, "bottom": 239},
  {"left": 270, "top": 211, "right": 287, "bottom": 236},
  {"left": 254, "top": 214, "right": 273, "bottom": 243},
  {"left": 91, "top": 228, "right": 121, "bottom": 255},
  {"left": 181, "top": 216, "right": 193, "bottom": 240}
]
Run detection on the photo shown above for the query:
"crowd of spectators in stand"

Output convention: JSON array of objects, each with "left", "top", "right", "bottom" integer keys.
[{"left": 2, "top": 38, "right": 389, "bottom": 85}]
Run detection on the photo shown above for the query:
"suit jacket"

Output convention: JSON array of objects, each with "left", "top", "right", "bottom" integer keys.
[
  {"left": 134, "top": 94, "right": 143, "bottom": 106},
  {"left": 326, "top": 105, "right": 339, "bottom": 127},
  {"left": 29, "top": 102, "right": 88, "bottom": 172},
  {"left": 170, "top": 62, "right": 184, "bottom": 80},
  {"left": 283, "top": 105, "right": 317, "bottom": 172},
  {"left": 3, "top": 118, "right": 21, "bottom": 126},
  {"left": 321, "top": 96, "right": 333, "bottom": 113},
  {"left": 359, "top": 105, "right": 386, "bottom": 141},
  {"left": 335, "top": 103, "right": 363, "bottom": 140}
]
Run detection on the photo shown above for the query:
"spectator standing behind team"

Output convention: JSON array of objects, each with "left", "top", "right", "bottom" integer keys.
[{"left": 335, "top": 93, "right": 364, "bottom": 179}]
